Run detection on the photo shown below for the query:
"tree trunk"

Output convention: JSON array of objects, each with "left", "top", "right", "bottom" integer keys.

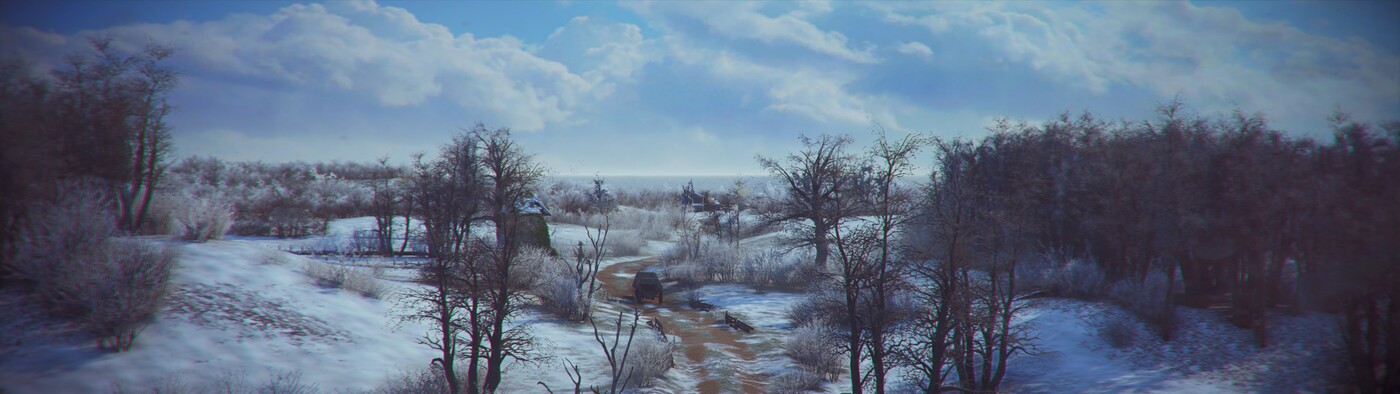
[{"left": 846, "top": 289, "right": 863, "bottom": 394}]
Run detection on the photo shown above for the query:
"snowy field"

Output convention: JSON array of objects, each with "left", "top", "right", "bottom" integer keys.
[{"left": 0, "top": 216, "right": 1339, "bottom": 393}]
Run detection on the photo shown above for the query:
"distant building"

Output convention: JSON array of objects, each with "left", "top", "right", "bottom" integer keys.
[
  {"left": 516, "top": 196, "right": 551, "bottom": 216},
  {"left": 678, "top": 180, "right": 717, "bottom": 212}
]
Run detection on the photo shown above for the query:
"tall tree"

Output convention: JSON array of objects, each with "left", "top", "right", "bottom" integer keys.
[
  {"left": 851, "top": 130, "right": 924, "bottom": 393},
  {"left": 757, "top": 134, "right": 859, "bottom": 269},
  {"left": 475, "top": 124, "right": 548, "bottom": 393},
  {"left": 404, "top": 130, "right": 486, "bottom": 394}
]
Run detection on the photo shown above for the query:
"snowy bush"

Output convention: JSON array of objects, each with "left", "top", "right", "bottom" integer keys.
[
  {"left": 367, "top": 365, "right": 468, "bottom": 394},
  {"left": 786, "top": 288, "right": 844, "bottom": 328},
  {"left": 522, "top": 247, "right": 600, "bottom": 320},
  {"left": 549, "top": 207, "right": 682, "bottom": 242},
  {"left": 1055, "top": 259, "right": 1105, "bottom": 298},
  {"left": 10, "top": 181, "right": 119, "bottom": 308},
  {"left": 631, "top": 207, "right": 683, "bottom": 241},
  {"left": 606, "top": 233, "right": 645, "bottom": 256},
  {"left": 170, "top": 193, "right": 236, "bottom": 242},
  {"left": 739, "top": 249, "right": 815, "bottom": 288},
  {"left": 536, "top": 275, "right": 584, "bottom": 318},
  {"left": 661, "top": 239, "right": 814, "bottom": 288},
  {"left": 87, "top": 239, "right": 179, "bottom": 351},
  {"left": 164, "top": 158, "right": 378, "bottom": 238},
  {"left": 624, "top": 333, "right": 677, "bottom": 387},
  {"left": 659, "top": 237, "right": 744, "bottom": 283},
  {"left": 304, "top": 262, "right": 385, "bottom": 299},
  {"left": 786, "top": 323, "right": 843, "bottom": 381},
  {"left": 10, "top": 181, "right": 179, "bottom": 351},
  {"left": 769, "top": 369, "right": 824, "bottom": 394}
]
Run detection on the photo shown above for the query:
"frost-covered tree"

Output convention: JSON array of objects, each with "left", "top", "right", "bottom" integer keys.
[{"left": 757, "top": 134, "right": 860, "bottom": 269}]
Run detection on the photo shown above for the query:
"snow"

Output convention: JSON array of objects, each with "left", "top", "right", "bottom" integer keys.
[
  {"left": 0, "top": 215, "right": 1342, "bottom": 394},
  {"left": 1003, "top": 299, "right": 1339, "bottom": 393},
  {"left": 0, "top": 238, "right": 437, "bottom": 393}
]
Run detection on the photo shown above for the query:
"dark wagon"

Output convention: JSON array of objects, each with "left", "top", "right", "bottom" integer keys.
[{"left": 632, "top": 272, "right": 662, "bottom": 303}]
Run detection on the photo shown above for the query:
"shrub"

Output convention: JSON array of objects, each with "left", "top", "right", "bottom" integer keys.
[
  {"left": 739, "top": 249, "right": 815, "bottom": 288},
  {"left": 11, "top": 181, "right": 118, "bottom": 308},
  {"left": 521, "top": 247, "right": 600, "bottom": 320},
  {"left": 548, "top": 207, "right": 682, "bottom": 242},
  {"left": 659, "top": 238, "right": 745, "bottom": 284},
  {"left": 304, "top": 262, "right": 385, "bottom": 299},
  {"left": 606, "top": 233, "right": 645, "bottom": 257},
  {"left": 661, "top": 238, "right": 815, "bottom": 289},
  {"left": 367, "top": 365, "right": 467, "bottom": 394},
  {"left": 1054, "top": 259, "right": 1105, "bottom": 299},
  {"left": 88, "top": 239, "right": 179, "bottom": 351},
  {"left": 1018, "top": 256, "right": 1105, "bottom": 299},
  {"left": 785, "top": 323, "right": 843, "bottom": 381},
  {"left": 11, "top": 181, "right": 178, "bottom": 352},
  {"left": 624, "top": 333, "right": 677, "bottom": 387},
  {"left": 785, "top": 289, "right": 843, "bottom": 328},
  {"left": 171, "top": 193, "right": 235, "bottom": 242},
  {"left": 536, "top": 275, "right": 584, "bottom": 318},
  {"left": 769, "top": 369, "right": 824, "bottom": 394}
]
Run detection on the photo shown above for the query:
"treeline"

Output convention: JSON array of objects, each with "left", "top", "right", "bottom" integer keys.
[
  {"left": 937, "top": 104, "right": 1398, "bottom": 392},
  {"left": 758, "top": 102, "right": 1398, "bottom": 393},
  {"left": 162, "top": 157, "right": 397, "bottom": 237}
]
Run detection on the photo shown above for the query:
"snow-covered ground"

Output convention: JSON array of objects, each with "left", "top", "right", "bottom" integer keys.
[
  {"left": 1004, "top": 299, "right": 1340, "bottom": 393},
  {"left": 0, "top": 238, "right": 437, "bottom": 393},
  {"left": 0, "top": 215, "right": 1341, "bottom": 393}
]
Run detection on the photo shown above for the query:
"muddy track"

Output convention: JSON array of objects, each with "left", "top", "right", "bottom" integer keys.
[{"left": 598, "top": 258, "right": 767, "bottom": 394}]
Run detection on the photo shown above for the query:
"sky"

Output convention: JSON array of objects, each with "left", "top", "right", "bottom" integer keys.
[{"left": 2, "top": 0, "right": 1397, "bottom": 176}]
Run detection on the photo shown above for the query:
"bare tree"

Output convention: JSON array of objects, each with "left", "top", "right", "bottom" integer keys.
[
  {"left": 899, "top": 138, "right": 979, "bottom": 393},
  {"left": 397, "top": 240, "right": 484, "bottom": 394},
  {"left": 368, "top": 157, "right": 400, "bottom": 256},
  {"left": 41, "top": 37, "right": 179, "bottom": 234},
  {"left": 757, "top": 134, "right": 859, "bottom": 269},
  {"left": 401, "top": 124, "right": 550, "bottom": 394},
  {"left": 575, "top": 177, "right": 615, "bottom": 320},
  {"left": 721, "top": 179, "right": 748, "bottom": 245},
  {"left": 898, "top": 134, "right": 1038, "bottom": 393},
  {"left": 594, "top": 309, "right": 642, "bottom": 393},
  {"left": 474, "top": 125, "right": 548, "bottom": 393},
  {"left": 855, "top": 130, "right": 924, "bottom": 393},
  {"left": 829, "top": 224, "right": 878, "bottom": 394}
]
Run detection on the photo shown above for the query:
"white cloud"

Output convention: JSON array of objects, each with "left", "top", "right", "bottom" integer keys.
[
  {"left": 661, "top": 36, "right": 882, "bottom": 126},
  {"left": 875, "top": 2, "right": 1400, "bottom": 131},
  {"left": 895, "top": 41, "right": 933, "bottom": 60},
  {"left": 14, "top": 0, "right": 625, "bottom": 131},
  {"left": 540, "top": 16, "right": 661, "bottom": 97},
  {"left": 628, "top": 1, "right": 878, "bottom": 64}
]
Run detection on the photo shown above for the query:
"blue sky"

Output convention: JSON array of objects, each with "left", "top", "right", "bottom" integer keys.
[{"left": 3, "top": 0, "right": 1397, "bottom": 176}]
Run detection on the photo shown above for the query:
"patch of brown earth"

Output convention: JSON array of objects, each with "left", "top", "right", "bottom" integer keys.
[{"left": 597, "top": 259, "right": 767, "bottom": 394}]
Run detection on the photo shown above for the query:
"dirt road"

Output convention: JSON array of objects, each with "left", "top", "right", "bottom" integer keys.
[{"left": 597, "top": 258, "right": 767, "bottom": 394}]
